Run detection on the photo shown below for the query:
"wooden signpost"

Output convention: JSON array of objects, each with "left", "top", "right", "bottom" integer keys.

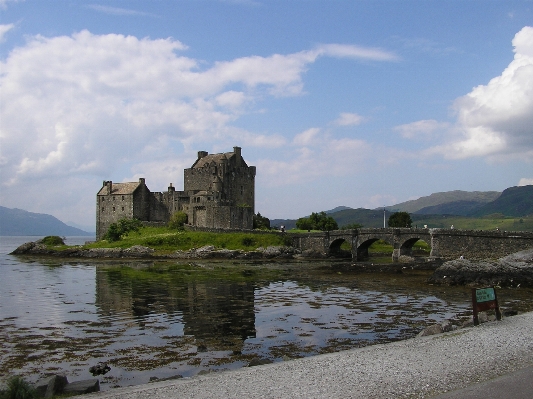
[{"left": 472, "top": 286, "right": 502, "bottom": 326}]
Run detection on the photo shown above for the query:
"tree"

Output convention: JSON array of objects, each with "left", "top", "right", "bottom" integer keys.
[
  {"left": 296, "top": 211, "right": 338, "bottom": 231},
  {"left": 253, "top": 213, "right": 270, "bottom": 230},
  {"left": 103, "top": 218, "right": 143, "bottom": 242},
  {"left": 168, "top": 211, "right": 188, "bottom": 230},
  {"left": 388, "top": 212, "right": 412, "bottom": 228}
]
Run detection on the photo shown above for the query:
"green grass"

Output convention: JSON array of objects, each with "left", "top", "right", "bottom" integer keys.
[
  {"left": 412, "top": 215, "right": 533, "bottom": 231},
  {"left": 84, "top": 226, "right": 291, "bottom": 253}
]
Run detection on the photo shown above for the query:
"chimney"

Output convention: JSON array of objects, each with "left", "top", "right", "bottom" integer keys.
[
  {"left": 168, "top": 183, "right": 175, "bottom": 192},
  {"left": 234, "top": 146, "right": 241, "bottom": 166},
  {"left": 198, "top": 151, "right": 208, "bottom": 159},
  {"left": 106, "top": 181, "right": 112, "bottom": 195}
]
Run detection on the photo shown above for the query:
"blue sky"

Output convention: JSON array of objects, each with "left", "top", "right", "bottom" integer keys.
[{"left": 1, "top": 0, "right": 532, "bottom": 230}]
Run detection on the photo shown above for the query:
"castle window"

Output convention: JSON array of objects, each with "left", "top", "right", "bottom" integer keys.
[
  {"left": 101, "top": 207, "right": 104, "bottom": 211},
  {"left": 122, "top": 196, "right": 124, "bottom": 201},
  {"left": 113, "top": 196, "right": 115, "bottom": 201},
  {"left": 122, "top": 207, "right": 124, "bottom": 211},
  {"left": 113, "top": 207, "right": 115, "bottom": 212}
]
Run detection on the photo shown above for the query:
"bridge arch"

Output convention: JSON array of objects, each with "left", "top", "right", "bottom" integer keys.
[
  {"left": 398, "top": 237, "right": 430, "bottom": 257},
  {"left": 328, "top": 238, "right": 352, "bottom": 258}
]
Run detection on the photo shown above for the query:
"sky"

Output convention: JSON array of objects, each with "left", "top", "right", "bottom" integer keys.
[{"left": 1, "top": 0, "right": 533, "bottom": 231}]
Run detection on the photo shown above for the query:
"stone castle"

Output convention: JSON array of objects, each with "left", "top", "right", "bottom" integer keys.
[{"left": 96, "top": 146, "right": 255, "bottom": 240}]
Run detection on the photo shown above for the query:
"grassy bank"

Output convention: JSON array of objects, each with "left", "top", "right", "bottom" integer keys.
[{"left": 83, "top": 226, "right": 292, "bottom": 253}]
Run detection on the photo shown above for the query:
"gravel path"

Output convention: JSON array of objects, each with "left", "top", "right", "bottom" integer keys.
[{"left": 89, "top": 312, "right": 533, "bottom": 399}]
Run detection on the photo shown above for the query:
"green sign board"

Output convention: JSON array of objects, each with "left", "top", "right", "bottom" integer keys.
[{"left": 476, "top": 287, "right": 496, "bottom": 303}]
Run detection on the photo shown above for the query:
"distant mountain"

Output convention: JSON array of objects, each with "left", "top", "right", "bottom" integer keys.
[
  {"left": 0, "top": 206, "right": 92, "bottom": 236},
  {"left": 387, "top": 190, "right": 501, "bottom": 214},
  {"left": 66, "top": 221, "right": 96, "bottom": 234},
  {"left": 468, "top": 185, "right": 533, "bottom": 217},
  {"left": 271, "top": 208, "right": 391, "bottom": 230},
  {"left": 269, "top": 186, "right": 532, "bottom": 230},
  {"left": 325, "top": 206, "right": 353, "bottom": 214}
]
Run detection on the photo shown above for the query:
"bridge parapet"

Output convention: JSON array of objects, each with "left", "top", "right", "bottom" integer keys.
[{"left": 290, "top": 228, "right": 533, "bottom": 262}]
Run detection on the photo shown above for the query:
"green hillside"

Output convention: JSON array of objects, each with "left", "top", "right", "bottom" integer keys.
[
  {"left": 469, "top": 185, "right": 533, "bottom": 217},
  {"left": 415, "top": 200, "right": 486, "bottom": 216}
]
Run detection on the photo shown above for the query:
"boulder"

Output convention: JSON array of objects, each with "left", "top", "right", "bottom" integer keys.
[
  {"left": 248, "top": 357, "right": 273, "bottom": 367},
  {"left": 260, "top": 246, "right": 298, "bottom": 259},
  {"left": 10, "top": 241, "right": 36, "bottom": 254},
  {"left": 63, "top": 379, "right": 100, "bottom": 395},
  {"left": 81, "top": 248, "right": 123, "bottom": 258},
  {"left": 428, "top": 249, "right": 533, "bottom": 287},
  {"left": 34, "top": 374, "right": 68, "bottom": 398},
  {"left": 417, "top": 320, "right": 454, "bottom": 337},
  {"left": 398, "top": 255, "right": 415, "bottom": 263},
  {"left": 122, "top": 245, "right": 154, "bottom": 258}
]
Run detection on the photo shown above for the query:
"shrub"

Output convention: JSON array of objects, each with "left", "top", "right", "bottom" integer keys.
[
  {"left": 41, "top": 236, "right": 65, "bottom": 246},
  {"left": 103, "top": 218, "right": 143, "bottom": 242},
  {"left": 0, "top": 376, "right": 36, "bottom": 399},
  {"left": 253, "top": 213, "right": 270, "bottom": 230},
  {"left": 241, "top": 236, "right": 255, "bottom": 247},
  {"left": 168, "top": 211, "right": 188, "bottom": 230}
]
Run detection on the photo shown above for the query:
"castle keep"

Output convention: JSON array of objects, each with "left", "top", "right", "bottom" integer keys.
[{"left": 96, "top": 147, "right": 255, "bottom": 240}]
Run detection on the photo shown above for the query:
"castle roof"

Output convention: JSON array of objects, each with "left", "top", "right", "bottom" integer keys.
[
  {"left": 191, "top": 151, "right": 248, "bottom": 169},
  {"left": 97, "top": 182, "right": 141, "bottom": 196}
]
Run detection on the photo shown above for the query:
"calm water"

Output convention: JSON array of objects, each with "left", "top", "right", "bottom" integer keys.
[{"left": 1, "top": 236, "right": 532, "bottom": 391}]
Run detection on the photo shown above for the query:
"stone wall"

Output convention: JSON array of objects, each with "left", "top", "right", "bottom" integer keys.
[
  {"left": 430, "top": 229, "right": 533, "bottom": 260},
  {"left": 97, "top": 193, "right": 135, "bottom": 240}
]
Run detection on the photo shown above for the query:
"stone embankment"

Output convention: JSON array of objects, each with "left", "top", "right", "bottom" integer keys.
[
  {"left": 10, "top": 240, "right": 307, "bottom": 260},
  {"left": 428, "top": 248, "right": 533, "bottom": 287}
]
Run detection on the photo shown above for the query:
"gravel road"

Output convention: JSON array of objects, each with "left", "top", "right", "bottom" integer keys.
[{"left": 89, "top": 312, "right": 533, "bottom": 399}]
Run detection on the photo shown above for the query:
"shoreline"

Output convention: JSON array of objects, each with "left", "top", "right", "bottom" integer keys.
[{"left": 87, "top": 312, "right": 533, "bottom": 399}]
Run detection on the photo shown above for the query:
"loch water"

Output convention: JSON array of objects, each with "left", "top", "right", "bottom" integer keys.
[{"left": 1, "top": 236, "right": 533, "bottom": 391}]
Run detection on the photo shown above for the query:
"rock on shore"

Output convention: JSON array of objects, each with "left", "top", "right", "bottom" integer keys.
[
  {"left": 10, "top": 241, "right": 303, "bottom": 260},
  {"left": 428, "top": 248, "right": 533, "bottom": 287}
]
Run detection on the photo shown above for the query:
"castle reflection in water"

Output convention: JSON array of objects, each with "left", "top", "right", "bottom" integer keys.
[{"left": 95, "top": 263, "right": 257, "bottom": 352}]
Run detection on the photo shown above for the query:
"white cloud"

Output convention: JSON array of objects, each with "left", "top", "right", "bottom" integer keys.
[
  {"left": 0, "top": 24, "right": 14, "bottom": 42},
  {"left": 0, "top": 29, "right": 395, "bottom": 224},
  {"left": 394, "top": 119, "right": 449, "bottom": 140},
  {"left": 518, "top": 178, "right": 533, "bottom": 186},
  {"left": 258, "top": 134, "right": 371, "bottom": 187},
  {"left": 334, "top": 112, "right": 365, "bottom": 127},
  {"left": 293, "top": 128, "right": 321, "bottom": 146},
  {"left": 427, "top": 26, "right": 533, "bottom": 161},
  {"left": 0, "top": 0, "right": 22, "bottom": 10},
  {"left": 315, "top": 43, "right": 399, "bottom": 62},
  {"left": 86, "top": 4, "right": 158, "bottom": 17}
]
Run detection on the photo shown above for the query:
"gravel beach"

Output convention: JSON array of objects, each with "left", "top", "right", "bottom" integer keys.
[{"left": 88, "top": 311, "right": 533, "bottom": 399}]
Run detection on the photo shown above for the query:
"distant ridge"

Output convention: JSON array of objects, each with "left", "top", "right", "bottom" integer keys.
[
  {"left": 386, "top": 190, "right": 501, "bottom": 214},
  {"left": 0, "top": 206, "right": 92, "bottom": 236},
  {"left": 415, "top": 200, "right": 487, "bottom": 216}
]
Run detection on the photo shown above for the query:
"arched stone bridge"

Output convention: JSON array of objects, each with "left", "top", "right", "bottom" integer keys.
[{"left": 291, "top": 228, "right": 533, "bottom": 262}]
